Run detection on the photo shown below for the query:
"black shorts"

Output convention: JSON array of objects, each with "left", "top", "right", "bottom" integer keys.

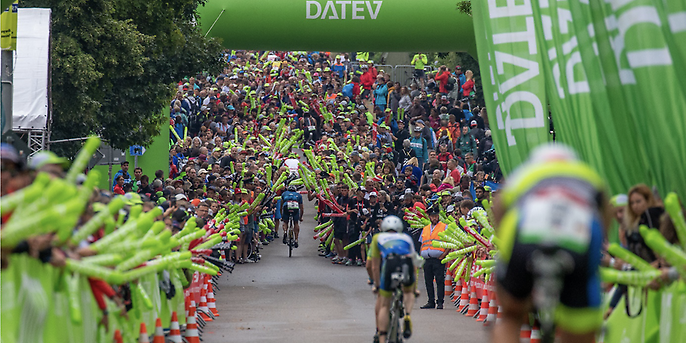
[
  {"left": 379, "top": 254, "right": 416, "bottom": 297},
  {"left": 282, "top": 209, "right": 300, "bottom": 223},
  {"left": 413, "top": 69, "right": 425, "bottom": 79}
]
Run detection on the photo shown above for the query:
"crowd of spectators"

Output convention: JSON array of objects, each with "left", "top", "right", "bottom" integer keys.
[{"left": 162, "top": 50, "right": 502, "bottom": 265}]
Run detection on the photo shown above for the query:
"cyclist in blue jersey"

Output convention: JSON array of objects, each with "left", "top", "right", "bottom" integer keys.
[
  {"left": 280, "top": 185, "right": 304, "bottom": 248},
  {"left": 369, "top": 215, "right": 418, "bottom": 343}
]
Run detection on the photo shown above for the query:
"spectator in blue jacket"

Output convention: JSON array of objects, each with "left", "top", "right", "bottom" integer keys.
[
  {"left": 373, "top": 76, "right": 389, "bottom": 111},
  {"left": 409, "top": 127, "right": 429, "bottom": 167},
  {"left": 112, "top": 161, "right": 131, "bottom": 191}
]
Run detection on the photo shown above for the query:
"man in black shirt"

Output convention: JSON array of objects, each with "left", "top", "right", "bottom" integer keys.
[
  {"left": 332, "top": 184, "right": 350, "bottom": 264},
  {"left": 347, "top": 188, "right": 367, "bottom": 266}
]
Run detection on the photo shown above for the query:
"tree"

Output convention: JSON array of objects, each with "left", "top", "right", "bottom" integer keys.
[{"left": 20, "top": 0, "right": 224, "bottom": 157}]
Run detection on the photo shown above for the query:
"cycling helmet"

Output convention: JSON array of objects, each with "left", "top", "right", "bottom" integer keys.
[
  {"left": 380, "top": 215, "right": 403, "bottom": 232},
  {"left": 287, "top": 185, "right": 297, "bottom": 192}
]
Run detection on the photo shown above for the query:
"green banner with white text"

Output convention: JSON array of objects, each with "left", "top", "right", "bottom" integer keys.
[
  {"left": 474, "top": 0, "right": 686, "bottom": 198},
  {"left": 472, "top": 0, "right": 551, "bottom": 176}
]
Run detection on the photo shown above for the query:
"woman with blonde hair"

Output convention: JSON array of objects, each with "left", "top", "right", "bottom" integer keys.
[
  {"left": 461, "top": 70, "right": 475, "bottom": 98},
  {"left": 436, "top": 176, "right": 455, "bottom": 193}
]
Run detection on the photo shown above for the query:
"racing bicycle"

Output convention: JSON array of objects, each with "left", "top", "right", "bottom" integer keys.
[
  {"left": 386, "top": 258, "right": 412, "bottom": 343},
  {"left": 529, "top": 246, "right": 575, "bottom": 343},
  {"left": 285, "top": 215, "right": 296, "bottom": 257}
]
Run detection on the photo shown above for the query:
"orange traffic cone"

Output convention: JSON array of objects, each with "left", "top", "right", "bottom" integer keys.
[
  {"left": 520, "top": 324, "right": 531, "bottom": 343},
  {"left": 452, "top": 279, "right": 462, "bottom": 306},
  {"left": 444, "top": 268, "right": 453, "bottom": 298},
  {"left": 114, "top": 329, "right": 123, "bottom": 343},
  {"left": 466, "top": 284, "right": 479, "bottom": 317},
  {"left": 477, "top": 285, "right": 489, "bottom": 322},
  {"left": 207, "top": 286, "right": 220, "bottom": 317},
  {"left": 475, "top": 278, "right": 483, "bottom": 301},
  {"left": 530, "top": 324, "right": 542, "bottom": 343},
  {"left": 457, "top": 279, "right": 470, "bottom": 313},
  {"left": 198, "top": 288, "right": 214, "bottom": 321},
  {"left": 168, "top": 311, "right": 183, "bottom": 343},
  {"left": 152, "top": 318, "right": 165, "bottom": 343},
  {"left": 485, "top": 282, "right": 497, "bottom": 326},
  {"left": 139, "top": 323, "right": 150, "bottom": 343},
  {"left": 185, "top": 302, "right": 201, "bottom": 343}
]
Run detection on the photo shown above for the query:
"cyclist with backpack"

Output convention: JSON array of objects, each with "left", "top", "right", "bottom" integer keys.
[
  {"left": 369, "top": 215, "right": 418, "bottom": 343},
  {"left": 280, "top": 185, "right": 304, "bottom": 248}
]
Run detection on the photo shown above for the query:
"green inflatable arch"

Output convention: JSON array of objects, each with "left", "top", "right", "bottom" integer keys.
[{"left": 197, "top": 0, "right": 476, "bottom": 55}]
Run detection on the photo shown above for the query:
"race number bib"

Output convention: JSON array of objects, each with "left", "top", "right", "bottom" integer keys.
[
  {"left": 286, "top": 201, "right": 299, "bottom": 210},
  {"left": 519, "top": 193, "right": 592, "bottom": 251},
  {"left": 308, "top": 125, "right": 316, "bottom": 131}
]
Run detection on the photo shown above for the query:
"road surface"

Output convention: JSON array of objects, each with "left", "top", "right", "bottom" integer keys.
[{"left": 203, "top": 200, "right": 489, "bottom": 343}]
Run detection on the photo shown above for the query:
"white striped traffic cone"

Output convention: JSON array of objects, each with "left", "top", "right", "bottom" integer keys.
[
  {"left": 152, "top": 318, "right": 164, "bottom": 343},
  {"left": 138, "top": 323, "right": 150, "bottom": 343},
  {"left": 185, "top": 303, "right": 201, "bottom": 343},
  {"left": 168, "top": 311, "right": 182, "bottom": 343}
]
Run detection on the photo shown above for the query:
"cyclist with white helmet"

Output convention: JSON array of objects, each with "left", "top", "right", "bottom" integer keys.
[
  {"left": 280, "top": 185, "right": 304, "bottom": 248},
  {"left": 368, "top": 215, "right": 419, "bottom": 343},
  {"left": 492, "top": 143, "right": 612, "bottom": 343}
]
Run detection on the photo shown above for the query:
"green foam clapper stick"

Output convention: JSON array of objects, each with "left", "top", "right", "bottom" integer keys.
[
  {"left": 607, "top": 243, "right": 656, "bottom": 272},
  {"left": 66, "top": 136, "right": 101, "bottom": 184},
  {"left": 664, "top": 192, "right": 686, "bottom": 250},
  {"left": 81, "top": 253, "right": 123, "bottom": 266},
  {"left": 65, "top": 259, "right": 124, "bottom": 284},
  {"left": 0, "top": 172, "right": 50, "bottom": 216},
  {"left": 70, "top": 196, "right": 126, "bottom": 244}
]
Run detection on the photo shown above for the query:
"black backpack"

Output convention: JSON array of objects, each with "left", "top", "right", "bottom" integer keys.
[{"left": 445, "top": 77, "right": 457, "bottom": 91}]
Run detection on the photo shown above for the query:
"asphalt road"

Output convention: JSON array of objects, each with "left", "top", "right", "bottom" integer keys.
[{"left": 203, "top": 200, "right": 489, "bottom": 343}]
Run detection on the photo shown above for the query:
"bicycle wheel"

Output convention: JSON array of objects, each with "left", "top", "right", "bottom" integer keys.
[
  {"left": 288, "top": 219, "right": 293, "bottom": 258},
  {"left": 387, "top": 293, "right": 403, "bottom": 343}
]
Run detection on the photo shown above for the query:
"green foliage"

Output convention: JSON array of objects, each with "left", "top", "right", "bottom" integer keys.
[
  {"left": 21, "top": 0, "right": 223, "bottom": 157},
  {"left": 456, "top": 1, "right": 472, "bottom": 16}
]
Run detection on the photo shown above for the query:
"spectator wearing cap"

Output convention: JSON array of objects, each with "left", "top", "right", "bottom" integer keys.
[
  {"left": 409, "top": 126, "right": 429, "bottom": 167},
  {"left": 416, "top": 119, "right": 435, "bottom": 150},
  {"left": 28, "top": 151, "right": 69, "bottom": 179},
  {"left": 469, "top": 120, "right": 485, "bottom": 142},
  {"left": 1, "top": 144, "right": 29, "bottom": 197},
  {"left": 112, "top": 161, "right": 131, "bottom": 191}
]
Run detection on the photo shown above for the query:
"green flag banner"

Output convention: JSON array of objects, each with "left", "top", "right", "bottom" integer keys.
[
  {"left": 529, "top": 0, "right": 650, "bottom": 195},
  {"left": 580, "top": 0, "right": 686, "bottom": 198},
  {"left": 474, "top": 0, "right": 686, "bottom": 198},
  {"left": 197, "top": 0, "right": 476, "bottom": 53},
  {"left": 472, "top": 0, "right": 551, "bottom": 175}
]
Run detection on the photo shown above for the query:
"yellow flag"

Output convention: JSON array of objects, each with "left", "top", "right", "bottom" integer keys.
[{"left": 1, "top": 1, "right": 18, "bottom": 50}]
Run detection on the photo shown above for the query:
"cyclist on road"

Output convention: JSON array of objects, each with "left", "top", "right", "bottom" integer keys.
[
  {"left": 491, "top": 144, "right": 612, "bottom": 343},
  {"left": 281, "top": 185, "right": 304, "bottom": 248},
  {"left": 369, "top": 215, "right": 418, "bottom": 343}
]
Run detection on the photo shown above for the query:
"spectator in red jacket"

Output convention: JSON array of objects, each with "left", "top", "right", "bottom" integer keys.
[
  {"left": 360, "top": 65, "right": 376, "bottom": 99},
  {"left": 435, "top": 65, "right": 450, "bottom": 95}
]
